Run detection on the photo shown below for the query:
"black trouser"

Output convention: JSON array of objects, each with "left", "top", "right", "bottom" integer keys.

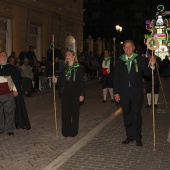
[
  {"left": 145, "top": 78, "right": 159, "bottom": 94},
  {"left": 121, "top": 98, "right": 142, "bottom": 141},
  {"left": 101, "top": 74, "right": 113, "bottom": 88},
  {"left": 33, "top": 76, "right": 39, "bottom": 90},
  {"left": 61, "top": 88, "right": 80, "bottom": 137},
  {"left": 0, "top": 93, "right": 15, "bottom": 133}
]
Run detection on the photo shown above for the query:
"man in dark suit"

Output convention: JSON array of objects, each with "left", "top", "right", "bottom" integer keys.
[{"left": 113, "top": 40, "right": 156, "bottom": 147}]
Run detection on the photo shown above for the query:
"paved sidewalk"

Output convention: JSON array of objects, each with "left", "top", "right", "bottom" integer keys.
[
  {"left": 45, "top": 78, "right": 170, "bottom": 170},
  {"left": 0, "top": 78, "right": 170, "bottom": 170},
  {"left": 0, "top": 79, "right": 117, "bottom": 170}
]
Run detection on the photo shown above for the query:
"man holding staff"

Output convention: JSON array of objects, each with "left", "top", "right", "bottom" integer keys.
[{"left": 114, "top": 40, "right": 156, "bottom": 147}]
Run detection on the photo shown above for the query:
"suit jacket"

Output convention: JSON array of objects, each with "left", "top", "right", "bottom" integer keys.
[
  {"left": 59, "top": 63, "right": 85, "bottom": 97},
  {"left": 114, "top": 54, "right": 151, "bottom": 103}
]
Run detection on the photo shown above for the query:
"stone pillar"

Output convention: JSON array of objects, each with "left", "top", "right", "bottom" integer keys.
[
  {"left": 65, "top": 35, "right": 76, "bottom": 52},
  {"left": 86, "top": 35, "right": 93, "bottom": 54},
  {"left": 102, "top": 38, "right": 105, "bottom": 51},
  {"left": 96, "top": 37, "right": 102, "bottom": 56}
]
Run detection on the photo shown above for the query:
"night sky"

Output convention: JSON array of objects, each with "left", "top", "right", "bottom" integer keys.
[{"left": 83, "top": 0, "right": 170, "bottom": 42}]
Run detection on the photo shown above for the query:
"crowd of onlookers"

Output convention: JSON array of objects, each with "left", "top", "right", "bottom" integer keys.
[
  {"left": 7, "top": 45, "right": 65, "bottom": 97},
  {"left": 6, "top": 46, "right": 102, "bottom": 97},
  {"left": 7, "top": 45, "right": 170, "bottom": 97}
]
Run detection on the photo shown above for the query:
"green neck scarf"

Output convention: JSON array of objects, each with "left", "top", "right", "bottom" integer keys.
[
  {"left": 65, "top": 63, "right": 80, "bottom": 81},
  {"left": 0, "top": 62, "right": 9, "bottom": 66},
  {"left": 104, "top": 56, "right": 111, "bottom": 66},
  {"left": 120, "top": 53, "right": 138, "bottom": 87},
  {"left": 120, "top": 53, "right": 138, "bottom": 73}
]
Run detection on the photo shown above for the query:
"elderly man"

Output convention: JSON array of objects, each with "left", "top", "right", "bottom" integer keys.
[
  {"left": 114, "top": 40, "right": 156, "bottom": 147},
  {"left": 0, "top": 51, "right": 31, "bottom": 135},
  {"left": 0, "top": 51, "right": 18, "bottom": 135}
]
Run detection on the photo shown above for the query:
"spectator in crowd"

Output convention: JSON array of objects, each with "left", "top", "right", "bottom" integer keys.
[
  {"left": 88, "top": 57, "right": 98, "bottom": 79},
  {"left": 55, "top": 45, "right": 63, "bottom": 60},
  {"left": 46, "top": 45, "right": 57, "bottom": 63},
  {"left": 8, "top": 51, "right": 16, "bottom": 63},
  {"left": 19, "top": 46, "right": 27, "bottom": 64},
  {"left": 39, "top": 57, "right": 49, "bottom": 90},
  {"left": 15, "top": 57, "right": 22, "bottom": 76},
  {"left": 78, "top": 52, "right": 87, "bottom": 80},
  {"left": 15, "top": 57, "right": 22, "bottom": 67},
  {"left": 40, "top": 57, "right": 48, "bottom": 74},
  {"left": 26, "top": 46, "right": 37, "bottom": 66},
  {"left": 21, "top": 58, "right": 34, "bottom": 97},
  {"left": 32, "top": 60, "right": 41, "bottom": 92},
  {"left": 54, "top": 56, "right": 60, "bottom": 77},
  {"left": 47, "top": 44, "right": 64, "bottom": 61},
  {"left": 8, "top": 57, "right": 22, "bottom": 82},
  {"left": 8, "top": 56, "right": 16, "bottom": 65}
]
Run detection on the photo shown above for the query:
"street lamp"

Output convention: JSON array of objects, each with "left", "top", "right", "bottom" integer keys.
[
  {"left": 115, "top": 25, "right": 123, "bottom": 56},
  {"left": 115, "top": 25, "right": 122, "bottom": 32}
]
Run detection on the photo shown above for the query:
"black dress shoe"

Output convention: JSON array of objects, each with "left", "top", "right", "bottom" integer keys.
[
  {"left": 136, "top": 140, "right": 143, "bottom": 147},
  {"left": 0, "top": 131, "right": 4, "bottom": 134},
  {"left": 110, "top": 99, "right": 114, "bottom": 103},
  {"left": 7, "top": 132, "right": 14, "bottom": 136},
  {"left": 154, "top": 104, "right": 158, "bottom": 108},
  {"left": 122, "top": 138, "right": 134, "bottom": 144},
  {"left": 102, "top": 100, "right": 106, "bottom": 103},
  {"left": 146, "top": 104, "right": 151, "bottom": 108}
]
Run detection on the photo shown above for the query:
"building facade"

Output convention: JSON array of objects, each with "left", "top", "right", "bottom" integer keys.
[{"left": 0, "top": 0, "right": 83, "bottom": 60}]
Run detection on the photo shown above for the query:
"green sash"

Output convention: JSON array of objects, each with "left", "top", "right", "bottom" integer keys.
[
  {"left": 65, "top": 63, "right": 80, "bottom": 81},
  {"left": 104, "top": 57, "right": 111, "bottom": 66},
  {"left": 0, "top": 62, "right": 9, "bottom": 66},
  {"left": 120, "top": 53, "right": 138, "bottom": 87},
  {"left": 120, "top": 53, "right": 138, "bottom": 73}
]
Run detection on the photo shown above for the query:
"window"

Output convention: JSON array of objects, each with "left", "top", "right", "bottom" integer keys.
[
  {"left": 28, "top": 23, "right": 41, "bottom": 60},
  {"left": 0, "top": 18, "right": 11, "bottom": 55}
]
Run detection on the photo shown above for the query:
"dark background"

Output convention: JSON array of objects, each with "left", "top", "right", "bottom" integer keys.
[{"left": 83, "top": 0, "right": 170, "bottom": 53}]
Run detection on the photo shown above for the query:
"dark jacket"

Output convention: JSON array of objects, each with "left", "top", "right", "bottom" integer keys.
[
  {"left": 114, "top": 55, "right": 152, "bottom": 103},
  {"left": 0, "top": 64, "right": 31, "bottom": 129},
  {"left": 59, "top": 63, "right": 85, "bottom": 97}
]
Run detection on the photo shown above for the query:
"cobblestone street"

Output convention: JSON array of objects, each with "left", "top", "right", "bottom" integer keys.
[{"left": 0, "top": 79, "right": 170, "bottom": 170}]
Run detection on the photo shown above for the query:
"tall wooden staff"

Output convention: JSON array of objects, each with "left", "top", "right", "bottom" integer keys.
[
  {"left": 146, "top": 37, "right": 159, "bottom": 151},
  {"left": 113, "top": 37, "right": 116, "bottom": 66},
  {"left": 52, "top": 35, "right": 58, "bottom": 137}
]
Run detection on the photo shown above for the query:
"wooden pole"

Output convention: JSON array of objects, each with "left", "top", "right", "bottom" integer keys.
[
  {"left": 113, "top": 37, "right": 116, "bottom": 66},
  {"left": 146, "top": 37, "right": 159, "bottom": 151},
  {"left": 151, "top": 50, "right": 156, "bottom": 151},
  {"left": 52, "top": 34, "right": 58, "bottom": 137}
]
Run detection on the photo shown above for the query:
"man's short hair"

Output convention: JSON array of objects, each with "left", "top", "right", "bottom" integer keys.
[
  {"left": 0, "top": 51, "right": 7, "bottom": 55},
  {"left": 123, "top": 40, "right": 134, "bottom": 46}
]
